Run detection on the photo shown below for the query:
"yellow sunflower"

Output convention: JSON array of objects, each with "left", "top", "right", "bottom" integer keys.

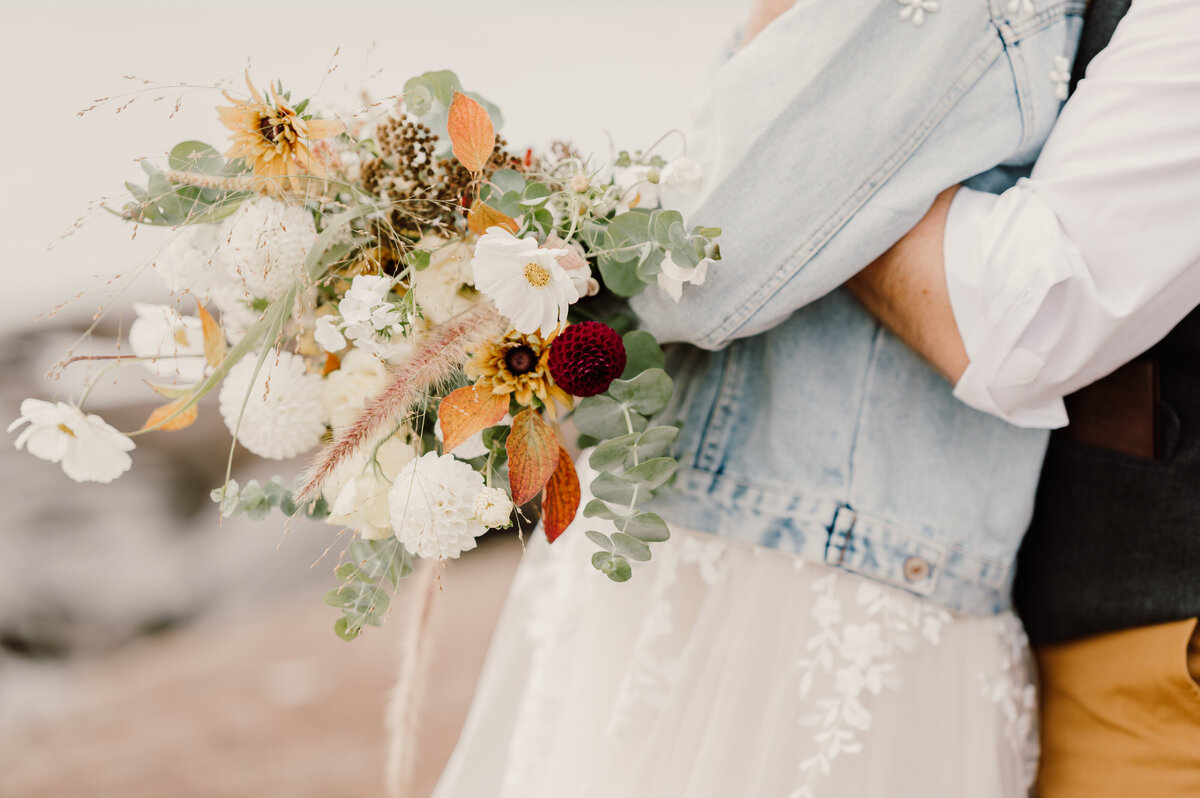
[
  {"left": 217, "top": 71, "right": 344, "bottom": 197},
  {"left": 466, "top": 330, "right": 573, "bottom": 418}
]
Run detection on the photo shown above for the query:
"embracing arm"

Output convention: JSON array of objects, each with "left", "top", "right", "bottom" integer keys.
[{"left": 850, "top": 0, "right": 1200, "bottom": 428}]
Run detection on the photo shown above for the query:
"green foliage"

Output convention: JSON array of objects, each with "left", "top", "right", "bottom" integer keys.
[
  {"left": 402, "top": 70, "right": 504, "bottom": 156},
  {"left": 210, "top": 476, "right": 328, "bottom": 521},
  {"left": 324, "top": 538, "right": 413, "bottom": 641},
  {"left": 120, "top": 142, "right": 252, "bottom": 226}
]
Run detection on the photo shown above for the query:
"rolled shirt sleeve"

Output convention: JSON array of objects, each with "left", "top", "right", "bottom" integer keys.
[{"left": 943, "top": 0, "right": 1200, "bottom": 428}]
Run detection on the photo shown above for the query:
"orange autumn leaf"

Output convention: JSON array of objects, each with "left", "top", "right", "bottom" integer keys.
[
  {"left": 438, "top": 384, "right": 509, "bottom": 454},
  {"left": 506, "top": 409, "right": 560, "bottom": 506},
  {"left": 142, "top": 396, "right": 199, "bottom": 432},
  {"left": 447, "top": 91, "right": 495, "bottom": 174},
  {"left": 195, "top": 301, "right": 226, "bottom": 368},
  {"left": 321, "top": 351, "right": 341, "bottom": 376},
  {"left": 467, "top": 201, "right": 518, "bottom": 236},
  {"left": 542, "top": 445, "right": 580, "bottom": 543}
]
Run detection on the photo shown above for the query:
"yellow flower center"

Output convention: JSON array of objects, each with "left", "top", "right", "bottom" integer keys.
[
  {"left": 56, "top": 423, "right": 75, "bottom": 438},
  {"left": 523, "top": 262, "right": 551, "bottom": 288}
]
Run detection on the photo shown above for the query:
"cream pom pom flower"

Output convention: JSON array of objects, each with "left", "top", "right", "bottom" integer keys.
[
  {"left": 128, "top": 302, "right": 208, "bottom": 383},
  {"left": 410, "top": 237, "right": 476, "bottom": 325},
  {"left": 321, "top": 348, "right": 389, "bottom": 433},
  {"left": 388, "top": 451, "right": 488, "bottom": 559},
  {"left": 472, "top": 487, "right": 514, "bottom": 529},
  {"left": 216, "top": 196, "right": 317, "bottom": 301},
  {"left": 325, "top": 436, "right": 418, "bottom": 540},
  {"left": 218, "top": 350, "right": 327, "bottom": 459},
  {"left": 8, "top": 399, "right": 134, "bottom": 483},
  {"left": 152, "top": 223, "right": 225, "bottom": 301},
  {"left": 471, "top": 227, "right": 577, "bottom": 336}
]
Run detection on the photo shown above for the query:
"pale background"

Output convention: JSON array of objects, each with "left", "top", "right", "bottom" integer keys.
[{"left": 0, "top": 1, "right": 744, "bottom": 796}]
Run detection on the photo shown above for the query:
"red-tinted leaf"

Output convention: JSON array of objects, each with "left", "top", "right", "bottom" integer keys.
[
  {"left": 506, "top": 409, "right": 560, "bottom": 506},
  {"left": 438, "top": 384, "right": 509, "bottom": 454},
  {"left": 542, "top": 445, "right": 580, "bottom": 543},
  {"left": 447, "top": 91, "right": 495, "bottom": 173}
]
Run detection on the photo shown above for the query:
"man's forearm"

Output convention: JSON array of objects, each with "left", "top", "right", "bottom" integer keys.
[{"left": 846, "top": 186, "right": 968, "bottom": 384}]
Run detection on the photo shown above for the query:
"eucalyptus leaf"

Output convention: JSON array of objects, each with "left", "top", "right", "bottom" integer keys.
[
  {"left": 585, "top": 529, "right": 614, "bottom": 551},
  {"left": 574, "top": 394, "right": 639, "bottom": 439},
  {"left": 611, "top": 532, "right": 652, "bottom": 562},
  {"left": 614, "top": 512, "right": 671, "bottom": 542},
  {"left": 594, "top": 552, "right": 633, "bottom": 582},
  {"left": 590, "top": 472, "right": 638, "bottom": 505},
  {"left": 588, "top": 433, "right": 639, "bottom": 472},
  {"left": 607, "top": 368, "right": 673, "bottom": 416},
  {"left": 490, "top": 168, "right": 526, "bottom": 195},
  {"left": 598, "top": 256, "right": 648, "bottom": 298},
  {"left": 635, "top": 426, "right": 679, "bottom": 461},
  {"left": 619, "top": 330, "right": 665, "bottom": 378},
  {"left": 622, "top": 457, "right": 677, "bottom": 491},
  {"left": 168, "top": 140, "right": 224, "bottom": 174},
  {"left": 519, "top": 182, "right": 551, "bottom": 207},
  {"left": 582, "top": 499, "right": 624, "bottom": 521},
  {"left": 651, "top": 209, "right": 685, "bottom": 248}
]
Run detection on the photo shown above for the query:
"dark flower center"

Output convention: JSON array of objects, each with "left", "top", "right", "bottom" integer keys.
[
  {"left": 258, "top": 115, "right": 283, "bottom": 143},
  {"left": 504, "top": 345, "right": 538, "bottom": 376}
]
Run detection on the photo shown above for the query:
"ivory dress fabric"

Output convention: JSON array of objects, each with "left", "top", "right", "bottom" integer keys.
[{"left": 432, "top": 504, "right": 1038, "bottom": 797}]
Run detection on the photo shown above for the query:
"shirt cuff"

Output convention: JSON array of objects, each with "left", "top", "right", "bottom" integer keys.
[{"left": 942, "top": 185, "right": 1070, "bottom": 429}]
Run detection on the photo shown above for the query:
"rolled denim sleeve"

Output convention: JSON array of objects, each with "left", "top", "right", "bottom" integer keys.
[
  {"left": 630, "top": 0, "right": 1075, "bottom": 350},
  {"left": 945, "top": 0, "right": 1200, "bottom": 428}
]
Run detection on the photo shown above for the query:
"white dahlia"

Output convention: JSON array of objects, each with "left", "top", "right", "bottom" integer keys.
[
  {"left": 471, "top": 228, "right": 577, "bottom": 336},
  {"left": 217, "top": 197, "right": 317, "bottom": 302},
  {"left": 153, "top": 223, "right": 225, "bottom": 300},
  {"left": 9, "top": 399, "right": 134, "bottom": 483},
  {"left": 321, "top": 348, "right": 389, "bottom": 433},
  {"left": 388, "top": 451, "right": 488, "bottom": 559},
  {"left": 325, "top": 436, "right": 418, "bottom": 540},
  {"left": 218, "top": 350, "right": 327, "bottom": 459},
  {"left": 128, "top": 302, "right": 208, "bottom": 383}
]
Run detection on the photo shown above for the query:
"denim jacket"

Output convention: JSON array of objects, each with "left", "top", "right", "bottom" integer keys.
[{"left": 630, "top": 0, "right": 1084, "bottom": 614}]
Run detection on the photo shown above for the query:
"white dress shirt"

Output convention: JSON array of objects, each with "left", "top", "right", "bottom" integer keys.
[{"left": 943, "top": 0, "right": 1200, "bottom": 428}]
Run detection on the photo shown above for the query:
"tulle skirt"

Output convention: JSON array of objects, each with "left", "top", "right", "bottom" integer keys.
[{"left": 433, "top": 518, "right": 1038, "bottom": 798}]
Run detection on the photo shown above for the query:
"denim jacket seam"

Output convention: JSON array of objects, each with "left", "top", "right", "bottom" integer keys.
[
  {"left": 693, "top": 345, "right": 744, "bottom": 472},
  {"left": 672, "top": 464, "right": 1013, "bottom": 570},
  {"left": 697, "top": 36, "right": 1008, "bottom": 350},
  {"left": 844, "top": 322, "right": 885, "bottom": 508}
]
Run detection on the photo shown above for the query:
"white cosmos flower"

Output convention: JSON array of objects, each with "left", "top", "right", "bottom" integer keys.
[
  {"left": 657, "top": 252, "right": 712, "bottom": 302},
  {"left": 216, "top": 197, "right": 317, "bottom": 302},
  {"left": 9, "top": 399, "right": 134, "bottom": 483},
  {"left": 471, "top": 227, "right": 577, "bottom": 336},
  {"left": 410, "top": 236, "right": 476, "bottom": 325},
  {"left": 325, "top": 436, "right": 417, "bottom": 540},
  {"left": 218, "top": 350, "right": 327, "bottom": 459},
  {"left": 321, "top": 348, "right": 389, "bottom": 433},
  {"left": 128, "top": 302, "right": 208, "bottom": 383},
  {"left": 614, "top": 164, "right": 660, "bottom": 214},
  {"left": 388, "top": 451, "right": 488, "bottom": 559}
]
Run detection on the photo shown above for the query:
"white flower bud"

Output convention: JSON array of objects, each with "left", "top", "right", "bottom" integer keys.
[
  {"left": 473, "top": 487, "right": 514, "bottom": 529},
  {"left": 570, "top": 174, "right": 590, "bottom": 193}
]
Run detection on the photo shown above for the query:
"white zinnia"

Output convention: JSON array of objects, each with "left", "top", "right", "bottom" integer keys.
[
  {"left": 410, "top": 237, "right": 476, "bottom": 325},
  {"left": 218, "top": 350, "right": 327, "bottom": 459},
  {"left": 388, "top": 451, "right": 488, "bottom": 559},
  {"left": 128, "top": 302, "right": 208, "bottom": 382},
  {"left": 321, "top": 348, "right": 389, "bottom": 433},
  {"left": 217, "top": 197, "right": 317, "bottom": 302},
  {"left": 9, "top": 399, "right": 134, "bottom": 483},
  {"left": 325, "top": 436, "right": 417, "bottom": 540},
  {"left": 657, "top": 252, "right": 712, "bottom": 302},
  {"left": 472, "top": 487, "right": 514, "bottom": 529},
  {"left": 471, "top": 228, "right": 577, "bottom": 336},
  {"left": 153, "top": 223, "right": 225, "bottom": 300}
]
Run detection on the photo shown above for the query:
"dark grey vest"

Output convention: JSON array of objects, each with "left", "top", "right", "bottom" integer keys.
[{"left": 1011, "top": 0, "right": 1200, "bottom": 645}]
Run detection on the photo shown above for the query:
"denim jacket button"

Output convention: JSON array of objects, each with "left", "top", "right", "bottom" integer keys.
[{"left": 903, "top": 556, "right": 931, "bottom": 583}]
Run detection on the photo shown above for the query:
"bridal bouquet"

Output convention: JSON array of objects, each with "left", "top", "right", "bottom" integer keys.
[{"left": 11, "top": 70, "right": 721, "bottom": 639}]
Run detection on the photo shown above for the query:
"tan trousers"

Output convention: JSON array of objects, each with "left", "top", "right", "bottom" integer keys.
[{"left": 1034, "top": 618, "right": 1200, "bottom": 797}]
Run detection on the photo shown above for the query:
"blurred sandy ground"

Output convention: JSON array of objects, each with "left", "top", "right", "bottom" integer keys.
[{"left": 0, "top": 1, "right": 742, "bottom": 796}]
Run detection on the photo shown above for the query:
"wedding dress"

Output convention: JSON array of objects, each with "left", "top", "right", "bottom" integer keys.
[{"left": 431, "top": 466, "right": 1039, "bottom": 798}]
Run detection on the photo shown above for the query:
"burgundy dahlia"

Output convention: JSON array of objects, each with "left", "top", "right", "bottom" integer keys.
[{"left": 547, "top": 321, "right": 627, "bottom": 397}]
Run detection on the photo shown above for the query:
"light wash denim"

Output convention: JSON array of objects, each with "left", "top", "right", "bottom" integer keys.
[{"left": 631, "top": 0, "right": 1084, "bottom": 614}]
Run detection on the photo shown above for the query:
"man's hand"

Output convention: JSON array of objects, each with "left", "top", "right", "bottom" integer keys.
[{"left": 847, "top": 186, "right": 969, "bottom": 384}]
